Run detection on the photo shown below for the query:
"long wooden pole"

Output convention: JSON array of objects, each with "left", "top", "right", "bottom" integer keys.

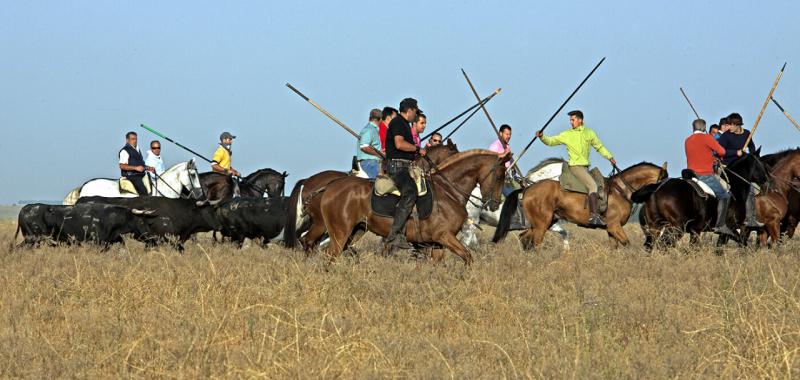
[
  {"left": 770, "top": 96, "right": 800, "bottom": 132},
  {"left": 286, "top": 83, "right": 384, "bottom": 159},
  {"left": 509, "top": 57, "right": 606, "bottom": 170},
  {"left": 421, "top": 88, "right": 501, "bottom": 141},
  {"left": 743, "top": 63, "right": 787, "bottom": 149},
  {"left": 460, "top": 69, "right": 521, "bottom": 173},
  {"left": 679, "top": 87, "right": 701, "bottom": 119}
]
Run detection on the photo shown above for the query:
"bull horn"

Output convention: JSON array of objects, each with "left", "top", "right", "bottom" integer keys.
[
  {"left": 208, "top": 199, "right": 222, "bottom": 206},
  {"left": 131, "top": 208, "right": 156, "bottom": 215},
  {"left": 196, "top": 200, "right": 209, "bottom": 207}
]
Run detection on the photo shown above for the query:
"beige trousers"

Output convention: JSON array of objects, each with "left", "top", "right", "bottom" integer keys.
[{"left": 569, "top": 165, "right": 598, "bottom": 194}]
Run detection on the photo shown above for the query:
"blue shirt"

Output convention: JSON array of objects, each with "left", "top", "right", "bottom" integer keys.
[{"left": 356, "top": 122, "right": 381, "bottom": 161}]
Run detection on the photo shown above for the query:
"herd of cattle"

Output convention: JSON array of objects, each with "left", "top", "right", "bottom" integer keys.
[{"left": 12, "top": 192, "right": 289, "bottom": 251}]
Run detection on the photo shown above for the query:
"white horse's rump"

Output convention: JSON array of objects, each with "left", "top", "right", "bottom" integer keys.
[
  {"left": 63, "top": 159, "right": 203, "bottom": 205},
  {"left": 459, "top": 159, "right": 569, "bottom": 249}
]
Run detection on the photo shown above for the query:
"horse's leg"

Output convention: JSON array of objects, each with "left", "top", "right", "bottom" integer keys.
[
  {"left": 605, "top": 223, "right": 630, "bottom": 248},
  {"left": 549, "top": 221, "right": 569, "bottom": 251},
  {"left": 300, "top": 220, "right": 327, "bottom": 253},
  {"left": 437, "top": 233, "right": 473, "bottom": 265},
  {"left": 431, "top": 248, "right": 445, "bottom": 262}
]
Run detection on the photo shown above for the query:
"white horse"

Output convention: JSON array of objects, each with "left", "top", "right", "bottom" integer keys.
[
  {"left": 63, "top": 159, "right": 204, "bottom": 205},
  {"left": 461, "top": 158, "right": 569, "bottom": 249}
]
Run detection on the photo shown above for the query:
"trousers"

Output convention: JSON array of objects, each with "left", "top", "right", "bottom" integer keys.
[{"left": 569, "top": 165, "right": 598, "bottom": 194}]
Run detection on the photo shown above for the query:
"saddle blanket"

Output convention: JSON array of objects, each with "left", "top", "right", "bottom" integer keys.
[
  {"left": 371, "top": 180, "right": 434, "bottom": 220},
  {"left": 119, "top": 176, "right": 151, "bottom": 195},
  {"left": 557, "top": 163, "right": 608, "bottom": 213}
]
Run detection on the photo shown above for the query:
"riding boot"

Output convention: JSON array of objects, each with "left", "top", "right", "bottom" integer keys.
[
  {"left": 713, "top": 197, "right": 736, "bottom": 237},
  {"left": 587, "top": 192, "right": 605, "bottom": 227},
  {"left": 745, "top": 186, "right": 764, "bottom": 228},
  {"left": 386, "top": 203, "right": 414, "bottom": 251}
]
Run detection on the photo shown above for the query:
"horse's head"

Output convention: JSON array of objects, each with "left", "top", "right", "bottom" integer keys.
[
  {"left": 613, "top": 161, "right": 669, "bottom": 198},
  {"left": 434, "top": 149, "right": 510, "bottom": 211},
  {"left": 246, "top": 168, "right": 287, "bottom": 197},
  {"left": 730, "top": 150, "right": 769, "bottom": 188},
  {"left": 179, "top": 159, "right": 205, "bottom": 199}
]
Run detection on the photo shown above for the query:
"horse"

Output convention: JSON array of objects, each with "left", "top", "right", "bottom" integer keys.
[
  {"left": 63, "top": 159, "right": 204, "bottom": 205},
  {"left": 283, "top": 140, "right": 460, "bottom": 249},
  {"left": 632, "top": 151, "right": 769, "bottom": 251},
  {"left": 760, "top": 148, "right": 800, "bottom": 240},
  {"left": 200, "top": 168, "right": 287, "bottom": 201},
  {"left": 493, "top": 161, "right": 668, "bottom": 250},
  {"left": 461, "top": 157, "right": 570, "bottom": 250},
  {"left": 309, "top": 150, "right": 509, "bottom": 264}
]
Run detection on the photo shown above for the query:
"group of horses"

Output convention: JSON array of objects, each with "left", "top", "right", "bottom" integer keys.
[{"left": 55, "top": 141, "right": 800, "bottom": 264}]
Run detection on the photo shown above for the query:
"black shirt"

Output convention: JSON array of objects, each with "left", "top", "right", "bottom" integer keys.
[
  {"left": 718, "top": 129, "right": 756, "bottom": 165},
  {"left": 385, "top": 114, "right": 416, "bottom": 161}
]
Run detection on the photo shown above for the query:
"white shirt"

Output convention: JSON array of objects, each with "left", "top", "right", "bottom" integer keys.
[
  {"left": 118, "top": 145, "right": 140, "bottom": 164},
  {"left": 145, "top": 150, "right": 165, "bottom": 175}
]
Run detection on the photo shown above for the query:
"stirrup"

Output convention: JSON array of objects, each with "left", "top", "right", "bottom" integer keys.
[{"left": 588, "top": 215, "right": 606, "bottom": 227}]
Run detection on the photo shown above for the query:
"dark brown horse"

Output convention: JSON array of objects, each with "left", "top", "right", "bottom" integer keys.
[
  {"left": 308, "top": 150, "right": 509, "bottom": 263},
  {"left": 760, "top": 148, "right": 800, "bottom": 239},
  {"left": 283, "top": 140, "right": 459, "bottom": 249},
  {"left": 200, "top": 168, "right": 287, "bottom": 201},
  {"left": 494, "top": 161, "right": 668, "bottom": 250},
  {"left": 632, "top": 152, "right": 769, "bottom": 251}
]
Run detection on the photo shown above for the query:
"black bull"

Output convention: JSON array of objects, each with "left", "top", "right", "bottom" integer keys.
[
  {"left": 78, "top": 196, "right": 220, "bottom": 250},
  {"left": 13, "top": 203, "right": 155, "bottom": 249},
  {"left": 214, "top": 197, "right": 288, "bottom": 247}
]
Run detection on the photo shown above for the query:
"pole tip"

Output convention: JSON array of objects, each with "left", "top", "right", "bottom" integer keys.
[
  {"left": 781, "top": 62, "right": 787, "bottom": 71},
  {"left": 496, "top": 88, "right": 502, "bottom": 94}
]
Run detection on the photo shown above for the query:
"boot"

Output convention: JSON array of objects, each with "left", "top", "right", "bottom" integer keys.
[
  {"left": 587, "top": 193, "right": 605, "bottom": 227},
  {"left": 385, "top": 206, "right": 414, "bottom": 251},
  {"left": 713, "top": 197, "right": 736, "bottom": 237},
  {"left": 745, "top": 187, "right": 764, "bottom": 228}
]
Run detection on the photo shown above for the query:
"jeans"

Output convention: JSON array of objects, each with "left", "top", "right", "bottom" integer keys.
[
  {"left": 697, "top": 175, "right": 730, "bottom": 200},
  {"left": 360, "top": 159, "right": 380, "bottom": 179}
]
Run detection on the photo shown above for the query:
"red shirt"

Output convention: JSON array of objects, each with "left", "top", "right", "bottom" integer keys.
[
  {"left": 378, "top": 122, "right": 388, "bottom": 151},
  {"left": 685, "top": 132, "right": 726, "bottom": 175}
]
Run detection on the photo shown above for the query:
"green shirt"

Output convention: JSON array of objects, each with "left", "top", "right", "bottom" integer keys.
[{"left": 540, "top": 125, "right": 613, "bottom": 166}]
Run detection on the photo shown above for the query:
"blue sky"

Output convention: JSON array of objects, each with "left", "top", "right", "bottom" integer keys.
[{"left": 1, "top": 0, "right": 798, "bottom": 203}]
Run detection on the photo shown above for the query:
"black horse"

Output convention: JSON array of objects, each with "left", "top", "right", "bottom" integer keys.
[
  {"left": 200, "top": 168, "right": 287, "bottom": 201},
  {"left": 633, "top": 149, "right": 768, "bottom": 251}
]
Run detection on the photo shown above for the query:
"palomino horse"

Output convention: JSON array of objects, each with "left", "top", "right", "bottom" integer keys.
[
  {"left": 633, "top": 152, "right": 769, "bottom": 251},
  {"left": 761, "top": 148, "right": 800, "bottom": 240},
  {"left": 63, "top": 159, "right": 204, "bottom": 205},
  {"left": 200, "top": 168, "right": 288, "bottom": 201},
  {"left": 461, "top": 158, "right": 570, "bottom": 250},
  {"left": 283, "top": 140, "right": 459, "bottom": 249},
  {"left": 311, "top": 150, "right": 509, "bottom": 263},
  {"left": 494, "top": 161, "right": 668, "bottom": 250}
]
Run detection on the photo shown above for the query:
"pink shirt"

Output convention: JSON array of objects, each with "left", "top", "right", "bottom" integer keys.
[
  {"left": 488, "top": 139, "right": 511, "bottom": 168},
  {"left": 411, "top": 128, "right": 421, "bottom": 147}
]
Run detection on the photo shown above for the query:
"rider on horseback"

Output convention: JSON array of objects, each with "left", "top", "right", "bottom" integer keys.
[
  {"left": 717, "top": 113, "right": 763, "bottom": 228},
  {"left": 118, "top": 131, "right": 153, "bottom": 195},
  {"left": 536, "top": 110, "right": 617, "bottom": 227},
  {"left": 384, "top": 98, "right": 425, "bottom": 251},
  {"left": 212, "top": 132, "right": 242, "bottom": 196},
  {"left": 685, "top": 119, "right": 736, "bottom": 236}
]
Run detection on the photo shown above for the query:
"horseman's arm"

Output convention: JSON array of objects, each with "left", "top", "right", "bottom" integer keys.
[
  {"left": 211, "top": 163, "right": 229, "bottom": 175},
  {"left": 539, "top": 131, "right": 563, "bottom": 146},
  {"left": 360, "top": 146, "right": 382, "bottom": 157},
  {"left": 590, "top": 132, "right": 614, "bottom": 160},
  {"left": 393, "top": 135, "right": 418, "bottom": 152},
  {"left": 709, "top": 137, "right": 726, "bottom": 157}
]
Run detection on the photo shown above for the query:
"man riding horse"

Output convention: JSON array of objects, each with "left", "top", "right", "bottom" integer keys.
[
  {"left": 118, "top": 131, "right": 154, "bottom": 195},
  {"left": 384, "top": 97, "right": 425, "bottom": 251},
  {"left": 211, "top": 132, "right": 241, "bottom": 196},
  {"left": 684, "top": 118, "right": 736, "bottom": 236},
  {"left": 717, "top": 113, "right": 763, "bottom": 228},
  {"left": 536, "top": 110, "right": 617, "bottom": 226}
]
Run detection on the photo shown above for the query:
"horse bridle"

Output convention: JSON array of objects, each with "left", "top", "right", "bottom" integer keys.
[
  {"left": 422, "top": 155, "right": 506, "bottom": 209},
  {"left": 151, "top": 165, "right": 205, "bottom": 200}
]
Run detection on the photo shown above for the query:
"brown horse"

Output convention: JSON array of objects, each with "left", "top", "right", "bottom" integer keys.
[
  {"left": 309, "top": 150, "right": 509, "bottom": 263},
  {"left": 283, "top": 140, "right": 459, "bottom": 249},
  {"left": 760, "top": 148, "right": 800, "bottom": 240},
  {"left": 494, "top": 161, "right": 668, "bottom": 250}
]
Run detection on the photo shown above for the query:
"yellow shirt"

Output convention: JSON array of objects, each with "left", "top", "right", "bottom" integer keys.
[
  {"left": 540, "top": 125, "right": 613, "bottom": 166},
  {"left": 212, "top": 145, "right": 232, "bottom": 170}
]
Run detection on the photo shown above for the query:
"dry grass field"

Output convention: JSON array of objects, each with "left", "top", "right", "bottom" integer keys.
[{"left": 1, "top": 220, "right": 799, "bottom": 378}]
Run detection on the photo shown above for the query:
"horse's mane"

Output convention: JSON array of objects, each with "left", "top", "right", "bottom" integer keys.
[
  {"left": 617, "top": 161, "right": 661, "bottom": 175},
  {"left": 244, "top": 168, "right": 281, "bottom": 181},
  {"left": 435, "top": 149, "right": 499, "bottom": 171},
  {"left": 427, "top": 142, "right": 459, "bottom": 155},
  {"left": 761, "top": 147, "right": 800, "bottom": 165},
  {"left": 526, "top": 157, "right": 565, "bottom": 176},
  {"left": 165, "top": 160, "right": 191, "bottom": 172}
]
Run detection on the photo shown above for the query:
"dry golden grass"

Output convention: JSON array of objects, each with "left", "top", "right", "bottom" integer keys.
[{"left": 1, "top": 220, "right": 799, "bottom": 378}]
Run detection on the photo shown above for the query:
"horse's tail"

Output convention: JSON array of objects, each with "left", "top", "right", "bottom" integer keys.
[
  {"left": 492, "top": 189, "right": 523, "bottom": 243},
  {"left": 631, "top": 183, "right": 661, "bottom": 203},
  {"left": 283, "top": 179, "right": 305, "bottom": 248},
  {"left": 63, "top": 186, "right": 81, "bottom": 205}
]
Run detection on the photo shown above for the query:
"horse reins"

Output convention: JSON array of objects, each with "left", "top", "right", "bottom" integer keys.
[
  {"left": 422, "top": 155, "right": 505, "bottom": 210},
  {"left": 151, "top": 169, "right": 204, "bottom": 200}
]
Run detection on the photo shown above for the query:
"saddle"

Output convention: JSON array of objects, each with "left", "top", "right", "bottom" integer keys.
[
  {"left": 371, "top": 167, "right": 433, "bottom": 220},
  {"left": 680, "top": 169, "right": 718, "bottom": 199},
  {"left": 557, "top": 163, "right": 608, "bottom": 213},
  {"left": 119, "top": 176, "right": 151, "bottom": 195}
]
